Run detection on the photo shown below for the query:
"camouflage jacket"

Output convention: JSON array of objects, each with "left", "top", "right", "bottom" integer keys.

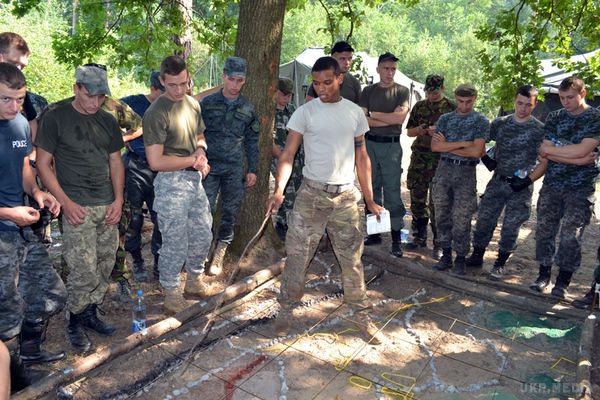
[{"left": 406, "top": 97, "right": 456, "bottom": 151}]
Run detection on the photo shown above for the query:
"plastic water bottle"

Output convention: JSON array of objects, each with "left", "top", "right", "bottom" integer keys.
[
  {"left": 132, "top": 289, "right": 147, "bottom": 333},
  {"left": 514, "top": 169, "right": 528, "bottom": 179},
  {"left": 550, "top": 137, "right": 571, "bottom": 147}
]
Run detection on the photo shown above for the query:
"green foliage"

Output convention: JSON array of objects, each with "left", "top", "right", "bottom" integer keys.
[{"left": 476, "top": 0, "right": 600, "bottom": 108}]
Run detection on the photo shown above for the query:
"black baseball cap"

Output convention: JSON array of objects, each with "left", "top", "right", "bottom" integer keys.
[
  {"left": 331, "top": 41, "right": 354, "bottom": 54},
  {"left": 378, "top": 52, "right": 399, "bottom": 64}
]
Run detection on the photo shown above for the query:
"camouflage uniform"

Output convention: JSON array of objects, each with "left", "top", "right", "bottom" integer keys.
[
  {"left": 201, "top": 90, "right": 260, "bottom": 244},
  {"left": 41, "top": 96, "right": 141, "bottom": 283},
  {"left": 406, "top": 97, "right": 456, "bottom": 242},
  {"left": 271, "top": 103, "right": 303, "bottom": 238},
  {"left": 153, "top": 171, "right": 213, "bottom": 288},
  {"left": 432, "top": 111, "right": 489, "bottom": 257},
  {"left": 472, "top": 115, "right": 545, "bottom": 253},
  {"left": 535, "top": 107, "right": 600, "bottom": 273}
]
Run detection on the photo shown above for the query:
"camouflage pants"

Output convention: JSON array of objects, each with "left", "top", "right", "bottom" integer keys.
[
  {"left": 407, "top": 149, "right": 439, "bottom": 233},
  {"left": 535, "top": 185, "right": 594, "bottom": 272},
  {"left": 204, "top": 167, "right": 245, "bottom": 244},
  {"left": 278, "top": 182, "right": 369, "bottom": 309},
  {"left": 432, "top": 162, "right": 477, "bottom": 256},
  {"left": 472, "top": 176, "right": 532, "bottom": 253},
  {"left": 154, "top": 171, "right": 213, "bottom": 289},
  {"left": 62, "top": 205, "right": 118, "bottom": 314},
  {"left": 366, "top": 140, "right": 405, "bottom": 231},
  {"left": 125, "top": 153, "right": 161, "bottom": 256},
  {"left": 0, "top": 229, "right": 66, "bottom": 340},
  {"left": 111, "top": 202, "right": 131, "bottom": 283}
]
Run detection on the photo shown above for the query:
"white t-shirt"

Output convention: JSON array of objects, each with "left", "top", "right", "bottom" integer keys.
[{"left": 287, "top": 98, "right": 368, "bottom": 184}]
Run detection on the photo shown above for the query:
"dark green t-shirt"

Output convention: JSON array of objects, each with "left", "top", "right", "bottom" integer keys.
[
  {"left": 35, "top": 103, "right": 124, "bottom": 206},
  {"left": 359, "top": 82, "right": 410, "bottom": 137},
  {"left": 143, "top": 95, "right": 205, "bottom": 157}
]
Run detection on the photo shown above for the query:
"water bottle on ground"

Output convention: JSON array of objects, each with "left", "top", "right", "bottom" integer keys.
[
  {"left": 132, "top": 289, "right": 147, "bottom": 333},
  {"left": 514, "top": 169, "right": 528, "bottom": 179}
]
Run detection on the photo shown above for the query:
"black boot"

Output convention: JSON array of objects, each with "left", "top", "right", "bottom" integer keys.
[
  {"left": 390, "top": 230, "right": 403, "bottom": 258},
  {"left": 551, "top": 270, "right": 573, "bottom": 299},
  {"left": 130, "top": 249, "right": 148, "bottom": 282},
  {"left": 572, "top": 283, "right": 597, "bottom": 309},
  {"left": 81, "top": 304, "right": 116, "bottom": 336},
  {"left": 67, "top": 312, "right": 92, "bottom": 353},
  {"left": 8, "top": 339, "right": 46, "bottom": 393},
  {"left": 489, "top": 251, "right": 511, "bottom": 281},
  {"left": 466, "top": 246, "right": 485, "bottom": 268},
  {"left": 453, "top": 255, "right": 467, "bottom": 276},
  {"left": 433, "top": 248, "right": 453, "bottom": 271},
  {"left": 431, "top": 242, "right": 443, "bottom": 260},
  {"left": 405, "top": 218, "right": 428, "bottom": 250},
  {"left": 153, "top": 253, "right": 160, "bottom": 280},
  {"left": 20, "top": 320, "right": 65, "bottom": 364},
  {"left": 529, "top": 265, "right": 552, "bottom": 292},
  {"left": 364, "top": 233, "right": 382, "bottom": 246}
]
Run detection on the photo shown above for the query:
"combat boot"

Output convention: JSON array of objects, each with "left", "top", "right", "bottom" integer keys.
[
  {"left": 163, "top": 286, "right": 191, "bottom": 314},
  {"left": 354, "top": 311, "right": 385, "bottom": 345},
  {"left": 184, "top": 273, "right": 212, "bottom": 297},
  {"left": 453, "top": 255, "right": 467, "bottom": 276},
  {"left": 489, "top": 251, "right": 511, "bottom": 281},
  {"left": 390, "top": 230, "right": 403, "bottom": 258},
  {"left": 551, "top": 270, "right": 573, "bottom": 299},
  {"left": 466, "top": 246, "right": 485, "bottom": 268},
  {"left": 207, "top": 241, "right": 228, "bottom": 277},
  {"left": 572, "top": 283, "right": 597, "bottom": 309},
  {"left": 405, "top": 218, "right": 428, "bottom": 250},
  {"left": 433, "top": 248, "right": 453, "bottom": 271},
  {"left": 272, "top": 304, "right": 294, "bottom": 337},
  {"left": 115, "top": 279, "right": 133, "bottom": 304},
  {"left": 7, "top": 338, "right": 46, "bottom": 393},
  {"left": 130, "top": 249, "right": 148, "bottom": 282},
  {"left": 529, "top": 265, "right": 552, "bottom": 292},
  {"left": 67, "top": 312, "right": 92, "bottom": 353},
  {"left": 81, "top": 304, "right": 116, "bottom": 336},
  {"left": 363, "top": 233, "right": 382, "bottom": 246},
  {"left": 431, "top": 243, "right": 443, "bottom": 261},
  {"left": 20, "top": 320, "right": 65, "bottom": 364}
]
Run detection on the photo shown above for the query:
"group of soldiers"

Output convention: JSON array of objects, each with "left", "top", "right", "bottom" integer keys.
[{"left": 1, "top": 31, "right": 600, "bottom": 395}]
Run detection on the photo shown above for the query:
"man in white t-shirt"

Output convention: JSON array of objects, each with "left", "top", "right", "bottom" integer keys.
[{"left": 267, "top": 56, "right": 385, "bottom": 344}]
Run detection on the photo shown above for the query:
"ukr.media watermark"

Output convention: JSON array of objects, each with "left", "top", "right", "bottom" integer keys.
[{"left": 521, "top": 382, "right": 584, "bottom": 395}]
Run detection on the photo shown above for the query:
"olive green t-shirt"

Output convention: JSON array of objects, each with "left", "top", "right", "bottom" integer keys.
[
  {"left": 142, "top": 95, "right": 205, "bottom": 156},
  {"left": 359, "top": 82, "right": 410, "bottom": 137},
  {"left": 35, "top": 103, "right": 124, "bottom": 206}
]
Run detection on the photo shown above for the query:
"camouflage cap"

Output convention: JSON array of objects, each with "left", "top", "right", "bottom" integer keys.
[
  {"left": 424, "top": 74, "right": 444, "bottom": 92},
  {"left": 150, "top": 71, "right": 165, "bottom": 91},
  {"left": 378, "top": 52, "right": 399, "bottom": 64},
  {"left": 75, "top": 65, "right": 111, "bottom": 96},
  {"left": 223, "top": 56, "right": 247, "bottom": 77},
  {"left": 277, "top": 77, "right": 294, "bottom": 95},
  {"left": 454, "top": 83, "right": 478, "bottom": 97}
]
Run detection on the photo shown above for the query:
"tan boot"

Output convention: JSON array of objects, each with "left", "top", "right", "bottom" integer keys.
[
  {"left": 272, "top": 304, "right": 294, "bottom": 337},
  {"left": 184, "top": 273, "right": 211, "bottom": 297},
  {"left": 163, "top": 287, "right": 190, "bottom": 314},
  {"left": 354, "top": 312, "right": 385, "bottom": 345},
  {"left": 207, "top": 241, "right": 228, "bottom": 277}
]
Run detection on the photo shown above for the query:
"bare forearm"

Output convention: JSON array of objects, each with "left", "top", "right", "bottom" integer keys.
[
  {"left": 431, "top": 141, "right": 468, "bottom": 153},
  {"left": 355, "top": 149, "right": 374, "bottom": 204},
  {"left": 122, "top": 127, "right": 144, "bottom": 143},
  {"left": 37, "top": 164, "right": 70, "bottom": 206},
  {"left": 273, "top": 153, "right": 293, "bottom": 196},
  {"left": 370, "top": 110, "right": 408, "bottom": 126},
  {"left": 529, "top": 158, "right": 548, "bottom": 181},
  {"left": 109, "top": 156, "right": 125, "bottom": 202}
]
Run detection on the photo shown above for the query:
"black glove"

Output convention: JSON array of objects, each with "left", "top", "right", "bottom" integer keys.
[
  {"left": 481, "top": 155, "right": 497, "bottom": 171},
  {"left": 510, "top": 176, "right": 532, "bottom": 192}
]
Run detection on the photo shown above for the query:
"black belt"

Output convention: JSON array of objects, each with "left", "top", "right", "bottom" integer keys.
[
  {"left": 365, "top": 133, "right": 400, "bottom": 143},
  {"left": 304, "top": 178, "right": 353, "bottom": 194},
  {"left": 494, "top": 174, "right": 513, "bottom": 182},
  {"left": 440, "top": 156, "right": 478, "bottom": 167}
]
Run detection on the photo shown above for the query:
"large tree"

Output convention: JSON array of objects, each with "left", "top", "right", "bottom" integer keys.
[{"left": 230, "top": 0, "right": 287, "bottom": 253}]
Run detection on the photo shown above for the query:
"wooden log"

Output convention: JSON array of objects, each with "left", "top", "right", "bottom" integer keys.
[
  {"left": 576, "top": 314, "right": 596, "bottom": 400},
  {"left": 13, "top": 260, "right": 284, "bottom": 400}
]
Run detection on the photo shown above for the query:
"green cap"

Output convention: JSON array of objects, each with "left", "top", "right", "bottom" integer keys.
[
  {"left": 75, "top": 65, "right": 111, "bottom": 96},
  {"left": 454, "top": 83, "right": 477, "bottom": 97}
]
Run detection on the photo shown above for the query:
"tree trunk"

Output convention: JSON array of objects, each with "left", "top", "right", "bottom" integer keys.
[
  {"left": 71, "top": 0, "right": 78, "bottom": 35},
  {"left": 173, "top": 0, "right": 193, "bottom": 59},
  {"left": 231, "top": 0, "right": 286, "bottom": 255}
]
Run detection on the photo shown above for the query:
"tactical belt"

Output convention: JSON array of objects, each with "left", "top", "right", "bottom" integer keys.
[
  {"left": 304, "top": 178, "right": 354, "bottom": 194},
  {"left": 494, "top": 174, "right": 513, "bottom": 183},
  {"left": 440, "top": 156, "right": 478, "bottom": 167},
  {"left": 365, "top": 133, "right": 400, "bottom": 143}
]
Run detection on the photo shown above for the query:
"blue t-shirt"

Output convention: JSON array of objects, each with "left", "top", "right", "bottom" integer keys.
[
  {"left": 121, "top": 94, "right": 151, "bottom": 157},
  {"left": 436, "top": 110, "right": 489, "bottom": 162},
  {"left": 0, "top": 114, "right": 32, "bottom": 231}
]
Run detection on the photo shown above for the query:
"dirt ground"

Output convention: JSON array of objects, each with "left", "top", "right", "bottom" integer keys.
[{"left": 26, "top": 133, "right": 600, "bottom": 399}]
